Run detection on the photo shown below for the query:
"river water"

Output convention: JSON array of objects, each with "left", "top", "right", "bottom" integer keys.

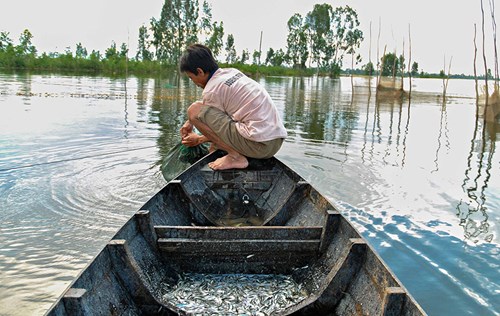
[{"left": 0, "top": 72, "right": 498, "bottom": 315}]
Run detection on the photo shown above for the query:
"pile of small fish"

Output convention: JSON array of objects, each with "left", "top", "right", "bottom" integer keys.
[{"left": 163, "top": 273, "right": 308, "bottom": 315}]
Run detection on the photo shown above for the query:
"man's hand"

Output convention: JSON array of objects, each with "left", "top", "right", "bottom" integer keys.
[
  {"left": 180, "top": 121, "right": 193, "bottom": 138},
  {"left": 181, "top": 132, "right": 205, "bottom": 147}
]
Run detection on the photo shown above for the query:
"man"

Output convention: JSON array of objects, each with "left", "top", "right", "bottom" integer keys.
[{"left": 179, "top": 44, "right": 287, "bottom": 170}]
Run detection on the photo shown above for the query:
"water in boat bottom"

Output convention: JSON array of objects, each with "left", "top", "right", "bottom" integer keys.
[{"left": 162, "top": 273, "right": 308, "bottom": 315}]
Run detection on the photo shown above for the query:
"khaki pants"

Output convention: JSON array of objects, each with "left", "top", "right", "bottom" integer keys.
[{"left": 197, "top": 106, "right": 284, "bottom": 159}]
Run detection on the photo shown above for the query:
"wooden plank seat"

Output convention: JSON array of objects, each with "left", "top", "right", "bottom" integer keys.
[
  {"left": 156, "top": 226, "right": 323, "bottom": 254},
  {"left": 154, "top": 226, "right": 324, "bottom": 273}
]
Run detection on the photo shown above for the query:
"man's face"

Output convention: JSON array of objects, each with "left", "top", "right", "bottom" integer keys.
[{"left": 186, "top": 68, "right": 209, "bottom": 88}]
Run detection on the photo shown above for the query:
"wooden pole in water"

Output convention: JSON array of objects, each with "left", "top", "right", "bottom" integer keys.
[
  {"left": 377, "top": 45, "right": 387, "bottom": 94},
  {"left": 377, "top": 17, "right": 381, "bottom": 87},
  {"left": 481, "top": 0, "right": 489, "bottom": 109},
  {"left": 443, "top": 55, "right": 453, "bottom": 98},
  {"left": 401, "top": 38, "right": 405, "bottom": 91},
  {"left": 258, "top": 30, "right": 263, "bottom": 66},
  {"left": 368, "top": 21, "right": 373, "bottom": 95},
  {"left": 369, "top": 21, "right": 372, "bottom": 66},
  {"left": 488, "top": 0, "right": 499, "bottom": 87},
  {"left": 408, "top": 24, "right": 412, "bottom": 97},
  {"left": 474, "top": 23, "right": 480, "bottom": 102},
  {"left": 126, "top": 28, "right": 129, "bottom": 79},
  {"left": 488, "top": 0, "right": 500, "bottom": 120},
  {"left": 392, "top": 49, "right": 397, "bottom": 79}
]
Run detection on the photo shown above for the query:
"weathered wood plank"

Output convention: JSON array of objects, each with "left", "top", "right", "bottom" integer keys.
[
  {"left": 62, "top": 288, "right": 87, "bottom": 316},
  {"left": 320, "top": 210, "right": 341, "bottom": 252},
  {"left": 134, "top": 210, "right": 158, "bottom": 248},
  {"left": 155, "top": 225, "right": 323, "bottom": 240},
  {"left": 157, "top": 238, "right": 320, "bottom": 254},
  {"left": 383, "top": 287, "right": 407, "bottom": 316}
]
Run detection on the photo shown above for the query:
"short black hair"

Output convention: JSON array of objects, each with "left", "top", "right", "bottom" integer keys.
[{"left": 179, "top": 44, "right": 219, "bottom": 74}]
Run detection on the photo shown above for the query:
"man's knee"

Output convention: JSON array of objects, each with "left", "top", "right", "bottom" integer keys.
[{"left": 187, "top": 101, "right": 204, "bottom": 122}]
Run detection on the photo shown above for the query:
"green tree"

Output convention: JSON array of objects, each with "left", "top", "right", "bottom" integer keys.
[
  {"left": 305, "top": 4, "right": 331, "bottom": 68},
  {"left": 0, "top": 31, "right": 15, "bottom": 67},
  {"left": 119, "top": 43, "right": 128, "bottom": 58},
  {"left": 225, "top": 34, "right": 237, "bottom": 64},
  {"left": 398, "top": 54, "right": 406, "bottom": 75},
  {"left": 411, "top": 61, "right": 419, "bottom": 76},
  {"left": 363, "top": 61, "right": 374, "bottom": 76},
  {"left": 381, "top": 52, "right": 399, "bottom": 77},
  {"left": 290, "top": 4, "right": 363, "bottom": 76},
  {"left": 149, "top": 17, "right": 163, "bottom": 60},
  {"left": 171, "top": 0, "right": 185, "bottom": 63},
  {"left": 0, "top": 31, "right": 13, "bottom": 52},
  {"left": 252, "top": 49, "right": 261, "bottom": 65},
  {"left": 240, "top": 49, "right": 249, "bottom": 64},
  {"left": 105, "top": 41, "right": 119, "bottom": 60},
  {"left": 184, "top": 0, "right": 199, "bottom": 45},
  {"left": 75, "top": 42, "right": 87, "bottom": 59},
  {"left": 89, "top": 50, "right": 102, "bottom": 63},
  {"left": 150, "top": 0, "right": 224, "bottom": 64},
  {"left": 286, "top": 13, "right": 308, "bottom": 68},
  {"left": 156, "top": 0, "right": 175, "bottom": 62},
  {"left": 265, "top": 48, "right": 275, "bottom": 66},
  {"left": 17, "top": 29, "right": 36, "bottom": 56},
  {"left": 150, "top": 0, "right": 181, "bottom": 63},
  {"left": 136, "top": 25, "right": 152, "bottom": 61},
  {"left": 200, "top": 0, "right": 212, "bottom": 38},
  {"left": 327, "top": 6, "right": 363, "bottom": 76},
  {"left": 266, "top": 48, "right": 286, "bottom": 66},
  {"left": 11, "top": 29, "right": 37, "bottom": 67},
  {"left": 205, "top": 21, "right": 224, "bottom": 57}
]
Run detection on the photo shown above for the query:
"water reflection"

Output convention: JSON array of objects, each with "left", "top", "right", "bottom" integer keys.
[
  {"left": 150, "top": 75, "right": 201, "bottom": 169},
  {"left": 18, "top": 72, "right": 32, "bottom": 108},
  {"left": 274, "top": 75, "right": 498, "bottom": 244},
  {"left": 457, "top": 99, "right": 498, "bottom": 243},
  {"left": 282, "top": 76, "right": 358, "bottom": 144},
  {"left": 123, "top": 78, "right": 129, "bottom": 139},
  {"left": 432, "top": 99, "right": 451, "bottom": 173},
  {"left": 373, "top": 83, "right": 409, "bottom": 167},
  {"left": 0, "top": 72, "right": 499, "bottom": 315}
]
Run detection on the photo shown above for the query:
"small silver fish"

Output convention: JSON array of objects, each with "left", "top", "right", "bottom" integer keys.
[{"left": 162, "top": 273, "right": 307, "bottom": 315}]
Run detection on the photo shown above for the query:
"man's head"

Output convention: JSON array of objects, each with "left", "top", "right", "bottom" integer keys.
[{"left": 180, "top": 44, "right": 219, "bottom": 88}]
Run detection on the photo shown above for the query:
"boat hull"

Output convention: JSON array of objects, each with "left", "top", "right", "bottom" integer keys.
[{"left": 47, "top": 151, "right": 426, "bottom": 315}]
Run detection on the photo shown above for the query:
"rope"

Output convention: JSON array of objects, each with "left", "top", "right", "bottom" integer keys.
[{"left": 0, "top": 145, "right": 157, "bottom": 172}]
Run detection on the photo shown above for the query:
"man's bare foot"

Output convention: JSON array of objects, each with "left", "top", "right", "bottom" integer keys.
[{"left": 208, "top": 154, "right": 249, "bottom": 170}]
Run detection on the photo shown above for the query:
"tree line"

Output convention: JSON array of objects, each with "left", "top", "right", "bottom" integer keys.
[{"left": 0, "top": 1, "right": 429, "bottom": 78}]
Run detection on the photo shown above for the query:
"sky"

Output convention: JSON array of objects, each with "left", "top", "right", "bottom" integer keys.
[{"left": 1, "top": 0, "right": 498, "bottom": 75}]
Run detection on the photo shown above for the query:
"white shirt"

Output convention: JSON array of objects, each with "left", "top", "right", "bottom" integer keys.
[{"left": 202, "top": 68, "right": 288, "bottom": 142}]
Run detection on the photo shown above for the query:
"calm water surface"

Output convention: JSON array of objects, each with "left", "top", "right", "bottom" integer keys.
[{"left": 0, "top": 72, "right": 498, "bottom": 315}]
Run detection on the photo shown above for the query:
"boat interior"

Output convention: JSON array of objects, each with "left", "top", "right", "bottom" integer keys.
[{"left": 48, "top": 152, "right": 425, "bottom": 316}]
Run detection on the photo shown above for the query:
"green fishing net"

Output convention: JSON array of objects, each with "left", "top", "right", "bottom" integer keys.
[
  {"left": 161, "top": 142, "right": 210, "bottom": 182},
  {"left": 178, "top": 142, "right": 210, "bottom": 164}
]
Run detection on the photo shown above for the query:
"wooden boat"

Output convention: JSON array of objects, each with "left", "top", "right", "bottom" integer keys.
[{"left": 47, "top": 151, "right": 426, "bottom": 315}]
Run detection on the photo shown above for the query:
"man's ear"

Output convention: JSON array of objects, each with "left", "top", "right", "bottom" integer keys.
[{"left": 196, "top": 68, "right": 205, "bottom": 76}]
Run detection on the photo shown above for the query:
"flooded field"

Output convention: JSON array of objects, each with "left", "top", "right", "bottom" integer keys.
[{"left": 0, "top": 72, "right": 498, "bottom": 315}]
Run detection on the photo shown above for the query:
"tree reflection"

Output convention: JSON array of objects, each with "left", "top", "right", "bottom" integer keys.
[
  {"left": 149, "top": 73, "right": 200, "bottom": 169},
  {"left": 432, "top": 98, "right": 450, "bottom": 173},
  {"left": 135, "top": 76, "right": 150, "bottom": 109},
  {"left": 283, "top": 76, "right": 358, "bottom": 144},
  {"left": 457, "top": 99, "right": 497, "bottom": 243},
  {"left": 360, "top": 82, "right": 410, "bottom": 167},
  {"left": 17, "top": 71, "right": 32, "bottom": 107}
]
